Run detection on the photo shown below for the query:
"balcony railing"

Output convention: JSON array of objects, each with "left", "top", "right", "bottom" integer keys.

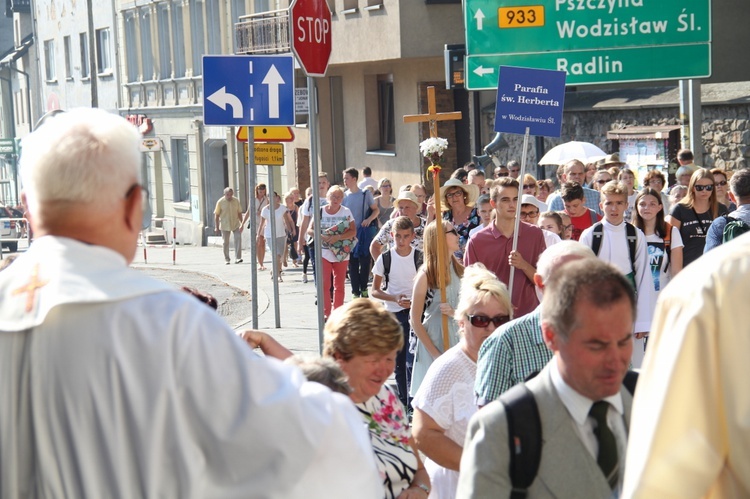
[{"left": 235, "top": 9, "right": 291, "bottom": 55}]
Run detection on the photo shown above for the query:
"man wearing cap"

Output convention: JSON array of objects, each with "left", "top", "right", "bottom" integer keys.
[
  {"left": 370, "top": 190, "right": 425, "bottom": 260},
  {"left": 464, "top": 177, "right": 546, "bottom": 319},
  {"left": 546, "top": 160, "right": 603, "bottom": 215},
  {"left": 521, "top": 194, "right": 561, "bottom": 248}
]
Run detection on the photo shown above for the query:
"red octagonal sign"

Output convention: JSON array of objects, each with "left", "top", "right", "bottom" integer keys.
[{"left": 290, "top": 0, "right": 332, "bottom": 77}]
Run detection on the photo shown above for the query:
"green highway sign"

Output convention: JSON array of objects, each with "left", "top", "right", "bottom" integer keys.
[
  {"left": 464, "top": 0, "right": 711, "bottom": 55},
  {"left": 466, "top": 43, "right": 711, "bottom": 90},
  {"left": 0, "top": 138, "right": 16, "bottom": 155}
]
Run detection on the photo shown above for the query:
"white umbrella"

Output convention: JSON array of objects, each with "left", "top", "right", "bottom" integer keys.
[{"left": 538, "top": 141, "right": 607, "bottom": 165}]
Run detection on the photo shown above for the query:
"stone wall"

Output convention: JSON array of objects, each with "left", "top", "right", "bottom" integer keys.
[{"left": 483, "top": 103, "right": 750, "bottom": 173}]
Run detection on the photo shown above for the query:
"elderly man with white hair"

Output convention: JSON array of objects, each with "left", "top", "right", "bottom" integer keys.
[
  {"left": 0, "top": 108, "right": 380, "bottom": 498},
  {"left": 474, "top": 240, "right": 597, "bottom": 407}
]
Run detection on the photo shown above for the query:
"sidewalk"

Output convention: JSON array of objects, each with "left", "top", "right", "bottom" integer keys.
[{"left": 132, "top": 242, "right": 326, "bottom": 357}]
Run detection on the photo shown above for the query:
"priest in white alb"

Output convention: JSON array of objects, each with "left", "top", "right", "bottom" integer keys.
[{"left": 0, "top": 108, "right": 381, "bottom": 498}]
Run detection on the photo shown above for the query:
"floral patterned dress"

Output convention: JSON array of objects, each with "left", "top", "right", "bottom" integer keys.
[
  {"left": 356, "top": 384, "right": 418, "bottom": 498},
  {"left": 443, "top": 207, "right": 481, "bottom": 260}
]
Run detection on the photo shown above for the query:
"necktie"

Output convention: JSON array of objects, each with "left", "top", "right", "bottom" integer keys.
[{"left": 589, "top": 401, "right": 618, "bottom": 489}]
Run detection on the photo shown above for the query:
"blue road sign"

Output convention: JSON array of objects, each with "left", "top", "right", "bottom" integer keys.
[
  {"left": 494, "top": 66, "right": 566, "bottom": 138},
  {"left": 203, "top": 55, "right": 295, "bottom": 127}
]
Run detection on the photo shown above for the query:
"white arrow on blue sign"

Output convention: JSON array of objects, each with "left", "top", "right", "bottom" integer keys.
[{"left": 202, "top": 55, "right": 296, "bottom": 127}]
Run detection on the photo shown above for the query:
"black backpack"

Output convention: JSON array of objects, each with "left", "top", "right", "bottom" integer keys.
[
  {"left": 381, "top": 248, "right": 423, "bottom": 291},
  {"left": 590, "top": 222, "right": 637, "bottom": 277},
  {"left": 501, "top": 371, "right": 638, "bottom": 499}
]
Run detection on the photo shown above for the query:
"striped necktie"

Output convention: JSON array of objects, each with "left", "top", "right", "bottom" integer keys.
[{"left": 589, "top": 401, "right": 618, "bottom": 489}]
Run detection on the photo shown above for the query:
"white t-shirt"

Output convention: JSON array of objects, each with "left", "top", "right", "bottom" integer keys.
[
  {"left": 261, "top": 204, "right": 288, "bottom": 239},
  {"left": 372, "top": 247, "right": 419, "bottom": 312},
  {"left": 311, "top": 205, "right": 355, "bottom": 263},
  {"left": 468, "top": 223, "right": 490, "bottom": 239},
  {"left": 542, "top": 228, "right": 561, "bottom": 248},
  {"left": 300, "top": 196, "right": 328, "bottom": 218},
  {"left": 645, "top": 226, "right": 684, "bottom": 293}
]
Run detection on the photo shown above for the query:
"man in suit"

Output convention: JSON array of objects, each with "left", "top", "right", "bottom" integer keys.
[{"left": 458, "top": 258, "right": 636, "bottom": 498}]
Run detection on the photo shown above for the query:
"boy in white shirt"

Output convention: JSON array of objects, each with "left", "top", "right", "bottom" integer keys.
[
  {"left": 371, "top": 216, "right": 422, "bottom": 409},
  {"left": 469, "top": 194, "right": 493, "bottom": 239},
  {"left": 579, "top": 181, "right": 656, "bottom": 367}
]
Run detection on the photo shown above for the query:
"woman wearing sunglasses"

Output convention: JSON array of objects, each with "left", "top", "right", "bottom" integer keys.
[
  {"left": 412, "top": 264, "right": 511, "bottom": 499},
  {"left": 712, "top": 168, "right": 736, "bottom": 212},
  {"left": 410, "top": 220, "right": 464, "bottom": 397},
  {"left": 666, "top": 168, "right": 728, "bottom": 267}
]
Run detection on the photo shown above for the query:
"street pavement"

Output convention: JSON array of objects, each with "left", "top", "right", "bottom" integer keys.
[{"left": 131, "top": 241, "right": 326, "bottom": 357}]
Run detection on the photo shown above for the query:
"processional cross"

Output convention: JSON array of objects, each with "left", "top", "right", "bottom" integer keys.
[
  {"left": 12, "top": 264, "right": 49, "bottom": 313},
  {"left": 403, "top": 86, "right": 462, "bottom": 351}
]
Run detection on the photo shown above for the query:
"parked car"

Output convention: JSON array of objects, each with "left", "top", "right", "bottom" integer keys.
[{"left": 0, "top": 205, "right": 20, "bottom": 253}]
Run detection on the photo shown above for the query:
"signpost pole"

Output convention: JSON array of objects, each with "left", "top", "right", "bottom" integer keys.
[
  {"left": 247, "top": 132, "right": 259, "bottom": 329},
  {"left": 268, "top": 169, "right": 282, "bottom": 328},
  {"left": 308, "top": 76, "right": 326, "bottom": 352},
  {"left": 508, "top": 126, "right": 530, "bottom": 304}
]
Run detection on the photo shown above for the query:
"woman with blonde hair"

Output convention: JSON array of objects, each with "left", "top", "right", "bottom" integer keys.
[
  {"left": 410, "top": 220, "right": 464, "bottom": 396},
  {"left": 666, "top": 168, "right": 728, "bottom": 267},
  {"left": 412, "top": 264, "right": 511, "bottom": 499},
  {"left": 324, "top": 299, "right": 431, "bottom": 498}
]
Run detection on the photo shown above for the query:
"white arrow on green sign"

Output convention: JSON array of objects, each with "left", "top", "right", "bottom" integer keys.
[
  {"left": 464, "top": 0, "right": 711, "bottom": 56},
  {"left": 466, "top": 43, "right": 711, "bottom": 90}
]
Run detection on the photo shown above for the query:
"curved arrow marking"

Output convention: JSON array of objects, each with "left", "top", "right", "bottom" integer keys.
[
  {"left": 263, "top": 64, "right": 285, "bottom": 119},
  {"left": 475, "top": 9, "right": 485, "bottom": 30},
  {"left": 207, "top": 87, "right": 243, "bottom": 118},
  {"left": 473, "top": 65, "right": 495, "bottom": 77}
]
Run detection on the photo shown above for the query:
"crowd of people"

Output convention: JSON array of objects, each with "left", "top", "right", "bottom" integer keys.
[{"left": 3, "top": 108, "right": 749, "bottom": 499}]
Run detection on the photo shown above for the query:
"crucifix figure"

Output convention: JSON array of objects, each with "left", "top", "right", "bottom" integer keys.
[
  {"left": 12, "top": 264, "right": 49, "bottom": 313},
  {"left": 403, "top": 85, "right": 462, "bottom": 351}
]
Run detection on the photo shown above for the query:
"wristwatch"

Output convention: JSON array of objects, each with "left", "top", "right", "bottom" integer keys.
[{"left": 417, "top": 483, "right": 430, "bottom": 495}]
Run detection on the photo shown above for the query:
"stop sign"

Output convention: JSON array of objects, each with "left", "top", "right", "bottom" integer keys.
[{"left": 290, "top": 0, "right": 332, "bottom": 77}]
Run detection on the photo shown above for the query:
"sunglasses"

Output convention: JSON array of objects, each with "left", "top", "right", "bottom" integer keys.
[
  {"left": 715, "top": 180, "right": 727, "bottom": 187},
  {"left": 523, "top": 184, "right": 536, "bottom": 190},
  {"left": 495, "top": 172, "right": 509, "bottom": 177},
  {"left": 596, "top": 179, "right": 611, "bottom": 184},
  {"left": 446, "top": 228, "right": 458, "bottom": 236},
  {"left": 468, "top": 314, "right": 511, "bottom": 329},
  {"left": 694, "top": 184, "right": 714, "bottom": 192}
]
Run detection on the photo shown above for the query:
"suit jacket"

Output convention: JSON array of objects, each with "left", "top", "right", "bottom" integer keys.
[{"left": 457, "top": 363, "right": 634, "bottom": 498}]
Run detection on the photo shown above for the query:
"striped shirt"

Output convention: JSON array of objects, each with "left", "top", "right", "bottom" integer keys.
[
  {"left": 474, "top": 307, "right": 553, "bottom": 406},
  {"left": 547, "top": 186, "right": 603, "bottom": 216}
]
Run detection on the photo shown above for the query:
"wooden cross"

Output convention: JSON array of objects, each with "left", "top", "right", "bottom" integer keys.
[
  {"left": 403, "top": 86, "right": 463, "bottom": 139},
  {"left": 403, "top": 86, "right": 462, "bottom": 352},
  {"left": 12, "top": 264, "right": 49, "bottom": 313}
]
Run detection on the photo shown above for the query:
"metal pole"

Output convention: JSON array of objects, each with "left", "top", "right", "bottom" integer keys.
[
  {"left": 508, "top": 127, "right": 531, "bottom": 305},
  {"left": 309, "top": 76, "right": 326, "bottom": 353},
  {"left": 247, "top": 134, "right": 259, "bottom": 329},
  {"left": 268, "top": 168, "right": 281, "bottom": 328},
  {"left": 679, "top": 80, "right": 690, "bottom": 150},
  {"left": 689, "top": 80, "right": 703, "bottom": 166}
]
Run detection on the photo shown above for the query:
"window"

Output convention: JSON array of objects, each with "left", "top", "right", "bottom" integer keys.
[
  {"left": 205, "top": 0, "right": 222, "bottom": 54},
  {"left": 231, "top": 0, "right": 246, "bottom": 51},
  {"left": 172, "top": 138, "right": 190, "bottom": 203},
  {"left": 44, "top": 39, "right": 56, "bottom": 81},
  {"left": 171, "top": 2, "right": 186, "bottom": 78},
  {"left": 96, "top": 28, "right": 112, "bottom": 74},
  {"left": 189, "top": 0, "right": 205, "bottom": 76},
  {"left": 378, "top": 75, "right": 395, "bottom": 150},
  {"left": 157, "top": 3, "right": 172, "bottom": 79},
  {"left": 63, "top": 36, "right": 72, "bottom": 79},
  {"left": 140, "top": 7, "right": 154, "bottom": 80},
  {"left": 124, "top": 11, "right": 139, "bottom": 82},
  {"left": 79, "top": 32, "right": 90, "bottom": 78}
]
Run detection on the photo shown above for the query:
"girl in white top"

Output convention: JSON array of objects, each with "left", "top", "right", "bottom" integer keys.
[
  {"left": 412, "top": 264, "right": 512, "bottom": 499},
  {"left": 632, "top": 188, "right": 684, "bottom": 366},
  {"left": 259, "top": 192, "right": 295, "bottom": 281},
  {"left": 618, "top": 168, "right": 638, "bottom": 222}
]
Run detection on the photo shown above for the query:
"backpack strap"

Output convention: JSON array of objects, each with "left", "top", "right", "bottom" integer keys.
[
  {"left": 589, "top": 208, "right": 598, "bottom": 225},
  {"left": 501, "top": 384, "right": 542, "bottom": 499},
  {"left": 382, "top": 251, "right": 392, "bottom": 290},
  {"left": 663, "top": 222, "right": 672, "bottom": 271},
  {"left": 590, "top": 222, "right": 604, "bottom": 256},
  {"left": 625, "top": 223, "right": 637, "bottom": 276},
  {"left": 414, "top": 249, "right": 424, "bottom": 270}
]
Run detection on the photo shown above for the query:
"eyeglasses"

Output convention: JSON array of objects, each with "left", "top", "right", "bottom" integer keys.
[
  {"left": 446, "top": 228, "right": 458, "bottom": 236},
  {"left": 523, "top": 184, "right": 536, "bottom": 190},
  {"left": 716, "top": 180, "right": 728, "bottom": 187},
  {"left": 596, "top": 179, "right": 611, "bottom": 185},
  {"left": 125, "top": 183, "right": 152, "bottom": 230},
  {"left": 695, "top": 184, "right": 714, "bottom": 192},
  {"left": 446, "top": 190, "right": 464, "bottom": 199},
  {"left": 381, "top": 184, "right": 391, "bottom": 188},
  {"left": 520, "top": 210, "right": 539, "bottom": 219},
  {"left": 467, "top": 314, "right": 511, "bottom": 329}
]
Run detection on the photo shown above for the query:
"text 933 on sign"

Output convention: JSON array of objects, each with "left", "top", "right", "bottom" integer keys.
[{"left": 499, "top": 5, "right": 545, "bottom": 28}]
